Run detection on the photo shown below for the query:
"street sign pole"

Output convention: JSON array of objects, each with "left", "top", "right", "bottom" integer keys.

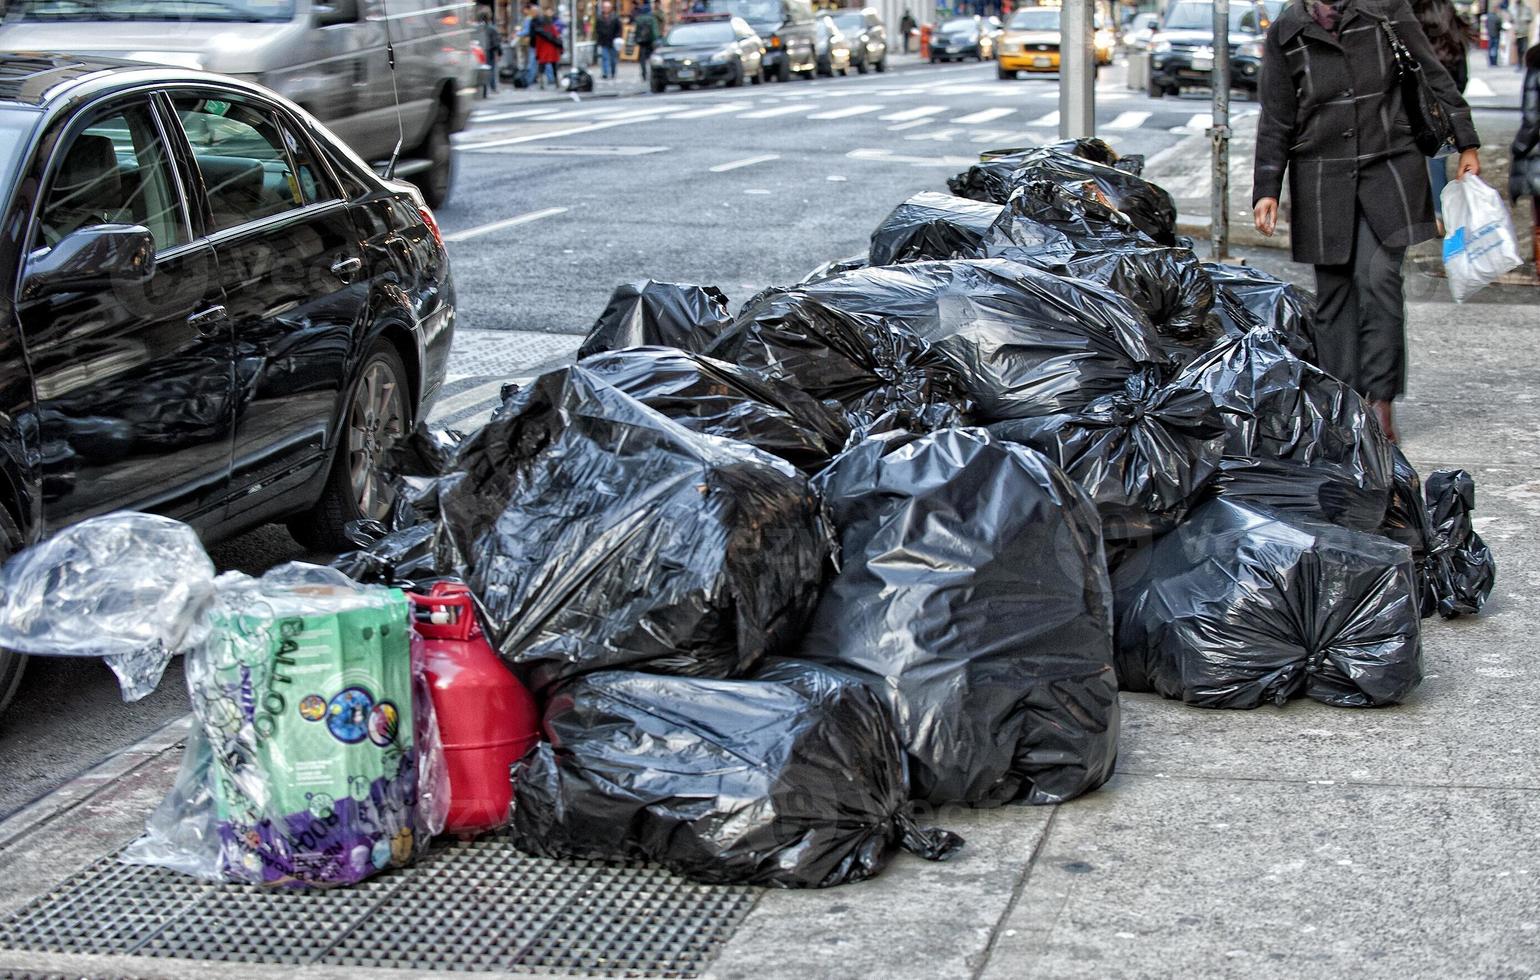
[
  {"left": 1059, "top": 0, "right": 1095, "bottom": 139},
  {"left": 1210, "top": 0, "right": 1231, "bottom": 259}
]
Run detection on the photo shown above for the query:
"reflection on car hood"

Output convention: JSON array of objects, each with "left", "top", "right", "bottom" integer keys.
[{"left": 658, "top": 43, "right": 735, "bottom": 58}]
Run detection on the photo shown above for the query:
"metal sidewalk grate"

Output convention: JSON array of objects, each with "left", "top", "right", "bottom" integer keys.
[{"left": 0, "top": 833, "right": 758, "bottom": 977}]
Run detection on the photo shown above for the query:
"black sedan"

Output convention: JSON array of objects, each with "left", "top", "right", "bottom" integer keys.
[
  {"left": 649, "top": 15, "right": 767, "bottom": 91},
  {"left": 930, "top": 14, "right": 1001, "bottom": 62},
  {"left": 0, "top": 54, "right": 454, "bottom": 712}
]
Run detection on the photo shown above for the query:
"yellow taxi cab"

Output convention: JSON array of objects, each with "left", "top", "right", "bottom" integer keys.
[{"left": 996, "top": 5, "right": 1114, "bottom": 79}]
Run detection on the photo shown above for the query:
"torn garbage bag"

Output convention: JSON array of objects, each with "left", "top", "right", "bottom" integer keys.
[
  {"left": 867, "top": 191, "right": 1001, "bottom": 266},
  {"left": 1113, "top": 498, "right": 1423, "bottom": 709},
  {"left": 987, "top": 370, "right": 1225, "bottom": 548},
  {"left": 717, "top": 259, "right": 1163, "bottom": 425},
  {"left": 578, "top": 346, "right": 851, "bottom": 474},
  {"left": 1425, "top": 468, "right": 1496, "bottom": 617},
  {"left": 576, "top": 280, "right": 732, "bottom": 358},
  {"left": 432, "top": 367, "right": 829, "bottom": 697},
  {"left": 789, "top": 428, "right": 1119, "bottom": 807},
  {"left": 510, "top": 662, "right": 963, "bottom": 888},
  {"left": 987, "top": 180, "right": 1157, "bottom": 252},
  {"left": 1168, "top": 330, "right": 1396, "bottom": 528},
  {"left": 1204, "top": 262, "right": 1318, "bottom": 364}
]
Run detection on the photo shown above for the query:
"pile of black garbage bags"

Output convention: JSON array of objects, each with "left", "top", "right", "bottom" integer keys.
[{"left": 338, "top": 138, "right": 1495, "bottom": 889}]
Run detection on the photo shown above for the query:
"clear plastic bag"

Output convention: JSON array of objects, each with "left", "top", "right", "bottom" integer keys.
[{"left": 1441, "top": 175, "right": 1522, "bottom": 302}]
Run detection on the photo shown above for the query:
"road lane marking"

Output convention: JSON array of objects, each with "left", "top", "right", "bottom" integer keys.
[
  {"left": 807, "top": 103, "right": 885, "bottom": 119},
  {"left": 457, "top": 117, "right": 654, "bottom": 149},
  {"left": 1105, "top": 110, "right": 1151, "bottom": 130},
  {"left": 667, "top": 102, "right": 755, "bottom": 119},
  {"left": 1184, "top": 113, "right": 1210, "bottom": 130},
  {"left": 470, "top": 107, "right": 572, "bottom": 122},
  {"left": 953, "top": 106, "right": 1014, "bottom": 124},
  {"left": 847, "top": 147, "right": 979, "bottom": 166},
  {"left": 888, "top": 118, "right": 936, "bottom": 131},
  {"left": 970, "top": 129, "right": 1016, "bottom": 142},
  {"left": 880, "top": 104, "right": 945, "bottom": 120},
  {"left": 443, "top": 206, "right": 568, "bottom": 242},
  {"left": 905, "top": 127, "right": 963, "bottom": 141},
  {"left": 523, "top": 105, "right": 626, "bottom": 120},
  {"left": 1028, "top": 110, "right": 1060, "bottom": 127},
  {"left": 710, "top": 154, "right": 780, "bottom": 172},
  {"left": 739, "top": 102, "right": 817, "bottom": 118}
]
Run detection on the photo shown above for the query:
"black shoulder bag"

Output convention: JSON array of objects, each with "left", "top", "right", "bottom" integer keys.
[{"left": 1376, "top": 14, "right": 1457, "bottom": 157}]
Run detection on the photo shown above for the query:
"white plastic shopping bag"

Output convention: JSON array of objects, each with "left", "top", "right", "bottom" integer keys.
[{"left": 1441, "top": 175, "right": 1522, "bottom": 302}]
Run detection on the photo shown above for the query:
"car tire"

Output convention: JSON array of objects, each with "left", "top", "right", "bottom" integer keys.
[
  {"left": 776, "top": 59, "right": 791, "bottom": 82},
  {"left": 837, "top": 63, "right": 847, "bottom": 75},
  {"left": 875, "top": 55, "right": 886, "bottom": 71},
  {"left": 998, "top": 65, "right": 1015, "bottom": 79},
  {"left": 751, "top": 66, "right": 763, "bottom": 84},
  {"left": 410, "top": 103, "right": 454, "bottom": 210},
  {"left": 728, "top": 63, "right": 743, "bottom": 86},
  {"left": 1148, "top": 78, "right": 1166, "bottom": 98},
  {"left": 856, "top": 54, "right": 868, "bottom": 74},
  {"left": 0, "top": 507, "right": 24, "bottom": 718},
  {"left": 650, "top": 74, "right": 667, "bottom": 92},
  {"left": 288, "top": 342, "right": 411, "bottom": 553}
]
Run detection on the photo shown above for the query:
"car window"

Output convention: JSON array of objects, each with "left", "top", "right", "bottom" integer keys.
[
  {"left": 278, "top": 119, "right": 334, "bottom": 204},
  {"left": 941, "top": 17, "right": 975, "bottom": 30},
  {"left": 37, "top": 100, "right": 188, "bottom": 252},
  {"left": 172, "top": 96, "right": 310, "bottom": 233},
  {"left": 666, "top": 21, "right": 735, "bottom": 43},
  {"left": 1008, "top": 8, "right": 1058, "bottom": 30},
  {"left": 833, "top": 12, "right": 863, "bottom": 29}
]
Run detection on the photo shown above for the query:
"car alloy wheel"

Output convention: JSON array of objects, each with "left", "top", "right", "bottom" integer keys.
[{"left": 347, "top": 355, "right": 408, "bottom": 523}]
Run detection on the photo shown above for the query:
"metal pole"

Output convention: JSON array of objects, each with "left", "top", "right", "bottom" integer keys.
[
  {"left": 1209, "top": 0, "right": 1230, "bottom": 259},
  {"left": 1059, "top": 0, "right": 1094, "bottom": 139}
]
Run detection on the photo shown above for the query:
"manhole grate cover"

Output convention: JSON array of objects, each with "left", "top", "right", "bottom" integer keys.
[{"left": 0, "top": 833, "right": 758, "bottom": 977}]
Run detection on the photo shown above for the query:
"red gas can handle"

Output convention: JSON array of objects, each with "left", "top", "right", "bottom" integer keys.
[{"left": 407, "top": 582, "right": 481, "bottom": 642}]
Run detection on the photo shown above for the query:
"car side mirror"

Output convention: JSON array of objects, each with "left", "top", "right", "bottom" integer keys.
[
  {"left": 314, "top": 0, "right": 360, "bottom": 27},
  {"left": 21, "top": 224, "right": 155, "bottom": 303}
]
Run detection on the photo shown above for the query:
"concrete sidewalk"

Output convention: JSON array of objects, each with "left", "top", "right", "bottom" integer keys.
[{"left": 0, "top": 279, "right": 1535, "bottom": 977}]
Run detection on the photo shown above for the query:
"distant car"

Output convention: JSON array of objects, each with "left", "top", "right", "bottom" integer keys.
[
  {"left": 831, "top": 7, "right": 888, "bottom": 73},
  {"left": 931, "top": 14, "right": 1000, "bottom": 62},
  {"left": 1148, "top": 0, "right": 1272, "bottom": 97},
  {"left": 0, "top": 54, "right": 455, "bottom": 715},
  {"left": 813, "top": 14, "right": 853, "bottom": 75},
  {"left": 709, "top": 0, "right": 817, "bottom": 81},
  {"left": 0, "top": 0, "right": 477, "bottom": 208},
  {"left": 994, "top": 6, "right": 1113, "bottom": 77},
  {"left": 1124, "top": 11, "right": 1160, "bottom": 51},
  {"left": 650, "top": 15, "right": 766, "bottom": 90}
]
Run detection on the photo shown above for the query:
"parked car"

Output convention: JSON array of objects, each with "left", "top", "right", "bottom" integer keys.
[
  {"left": 813, "top": 14, "right": 853, "bottom": 75},
  {"left": 831, "top": 7, "right": 888, "bottom": 73},
  {"left": 1147, "top": 0, "right": 1272, "bottom": 98},
  {"left": 994, "top": 5, "right": 1113, "bottom": 78},
  {"left": 650, "top": 15, "right": 766, "bottom": 90},
  {"left": 930, "top": 14, "right": 1001, "bottom": 62},
  {"left": 0, "top": 0, "right": 477, "bottom": 208},
  {"left": 0, "top": 54, "right": 455, "bottom": 714},
  {"left": 710, "top": 0, "right": 817, "bottom": 81}
]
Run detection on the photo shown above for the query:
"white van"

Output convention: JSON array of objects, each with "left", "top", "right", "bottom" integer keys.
[{"left": 0, "top": 0, "right": 478, "bottom": 205}]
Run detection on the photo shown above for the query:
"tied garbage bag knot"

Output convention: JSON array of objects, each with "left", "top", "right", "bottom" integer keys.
[{"left": 577, "top": 279, "right": 733, "bottom": 358}]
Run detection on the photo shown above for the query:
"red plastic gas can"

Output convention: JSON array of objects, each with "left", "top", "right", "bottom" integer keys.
[{"left": 410, "top": 583, "right": 539, "bottom": 836}]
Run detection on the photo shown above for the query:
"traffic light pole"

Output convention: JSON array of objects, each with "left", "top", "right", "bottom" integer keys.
[
  {"left": 1210, "top": 0, "right": 1231, "bottom": 259},
  {"left": 1059, "top": 0, "right": 1095, "bottom": 140}
]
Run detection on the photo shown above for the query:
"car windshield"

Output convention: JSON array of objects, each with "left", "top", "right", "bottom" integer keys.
[
  {"left": 711, "top": 0, "right": 780, "bottom": 23},
  {"left": 13, "top": 0, "right": 295, "bottom": 21},
  {"left": 941, "top": 17, "right": 975, "bottom": 31},
  {"left": 665, "top": 21, "right": 735, "bottom": 43},
  {"left": 0, "top": 109, "right": 38, "bottom": 210},
  {"left": 1163, "top": 2, "right": 1260, "bottom": 31},
  {"left": 1007, "top": 8, "right": 1058, "bottom": 30},
  {"left": 832, "top": 12, "right": 863, "bottom": 29}
]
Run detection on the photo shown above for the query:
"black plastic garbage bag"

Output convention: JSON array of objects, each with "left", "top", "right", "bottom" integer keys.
[
  {"left": 988, "top": 371, "right": 1225, "bottom": 547},
  {"left": 510, "top": 662, "right": 964, "bottom": 888},
  {"left": 988, "top": 180, "right": 1158, "bottom": 252},
  {"left": 1168, "top": 330, "right": 1396, "bottom": 528},
  {"left": 951, "top": 146, "right": 1177, "bottom": 244},
  {"left": 1211, "top": 457, "right": 1391, "bottom": 533},
  {"left": 1377, "top": 448, "right": 1444, "bottom": 618},
  {"left": 799, "top": 252, "right": 869, "bottom": 285},
  {"left": 1204, "top": 262, "right": 1319, "bottom": 364},
  {"left": 789, "top": 428, "right": 1119, "bottom": 807},
  {"left": 578, "top": 346, "right": 851, "bottom": 473},
  {"left": 718, "top": 259, "right": 1163, "bottom": 426},
  {"left": 1061, "top": 248, "right": 1221, "bottom": 360},
  {"left": 332, "top": 426, "right": 461, "bottom": 588},
  {"left": 1425, "top": 469, "right": 1496, "bottom": 618},
  {"left": 867, "top": 191, "right": 1002, "bottom": 266},
  {"left": 951, "top": 138, "right": 1145, "bottom": 202},
  {"left": 1113, "top": 498, "right": 1423, "bottom": 709},
  {"left": 577, "top": 280, "right": 733, "bottom": 358},
  {"left": 433, "top": 367, "right": 829, "bottom": 697}
]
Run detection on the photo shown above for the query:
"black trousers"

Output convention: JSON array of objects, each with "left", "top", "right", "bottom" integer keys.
[{"left": 1312, "top": 211, "right": 1408, "bottom": 402}]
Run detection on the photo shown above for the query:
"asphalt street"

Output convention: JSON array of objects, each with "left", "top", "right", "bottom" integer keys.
[{"left": 0, "top": 57, "right": 1253, "bottom": 817}]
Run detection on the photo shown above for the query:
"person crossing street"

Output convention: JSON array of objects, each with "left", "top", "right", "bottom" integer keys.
[{"left": 595, "top": 1, "right": 623, "bottom": 79}]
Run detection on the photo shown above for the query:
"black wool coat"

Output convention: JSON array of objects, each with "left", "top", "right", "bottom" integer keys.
[
  {"left": 1512, "top": 48, "right": 1540, "bottom": 200},
  {"left": 1253, "top": 0, "right": 1480, "bottom": 265}
]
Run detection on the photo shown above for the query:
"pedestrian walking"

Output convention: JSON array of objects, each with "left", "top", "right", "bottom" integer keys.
[
  {"left": 1515, "top": 0, "right": 1533, "bottom": 62},
  {"left": 518, "top": 1, "right": 539, "bottom": 86},
  {"left": 633, "top": 1, "right": 660, "bottom": 79},
  {"left": 1253, "top": 0, "right": 1481, "bottom": 443},
  {"left": 595, "top": 1, "right": 623, "bottom": 78},
  {"left": 532, "top": 5, "right": 563, "bottom": 89},
  {"left": 1513, "top": 44, "right": 1540, "bottom": 274},
  {"left": 901, "top": 8, "right": 916, "bottom": 51},
  {"left": 477, "top": 8, "right": 503, "bottom": 95},
  {"left": 1487, "top": 0, "right": 1509, "bottom": 63},
  {"left": 1415, "top": 0, "right": 1473, "bottom": 231}
]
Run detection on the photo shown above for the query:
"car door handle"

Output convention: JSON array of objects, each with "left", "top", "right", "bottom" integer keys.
[
  {"left": 331, "top": 256, "right": 364, "bottom": 280},
  {"left": 187, "top": 305, "right": 229, "bottom": 335}
]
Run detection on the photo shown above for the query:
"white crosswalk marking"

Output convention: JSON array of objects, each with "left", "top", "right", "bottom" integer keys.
[
  {"left": 970, "top": 129, "right": 1017, "bottom": 142},
  {"left": 709, "top": 154, "right": 780, "bottom": 172},
  {"left": 880, "top": 104, "right": 946, "bottom": 121},
  {"left": 953, "top": 106, "right": 1015, "bottom": 124},
  {"left": 1184, "top": 113, "right": 1209, "bottom": 130},
  {"left": 472, "top": 107, "right": 572, "bottom": 122},
  {"left": 667, "top": 102, "right": 754, "bottom": 120},
  {"left": 738, "top": 102, "right": 817, "bottom": 118},
  {"left": 1028, "top": 110, "right": 1059, "bottom": 127},
  {"left": 1466, "top": 77, "right": 1494, "bottom": 97},
  {"left": 906, "top": 127, "right": 963, "bottom": 141},
  {"left": 888, "top": 118, "right": 936, "bottom": 131},
  {"left": 529, "top": 105, "right": 631, "bottom": 120},
  {"left": 807, "top": 103, "right": 885, "bottom": 119},
  {"left": 1105, "top": 110, "right": 1151, "bottom": 130}
]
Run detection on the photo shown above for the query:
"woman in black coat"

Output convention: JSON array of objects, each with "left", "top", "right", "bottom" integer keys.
[
  {"left": 1253, "top": 0, "right": 1480, "bottom": 443},
  {"left": 1514, "top": 44, "right": 1540, "bottom": 275}
]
